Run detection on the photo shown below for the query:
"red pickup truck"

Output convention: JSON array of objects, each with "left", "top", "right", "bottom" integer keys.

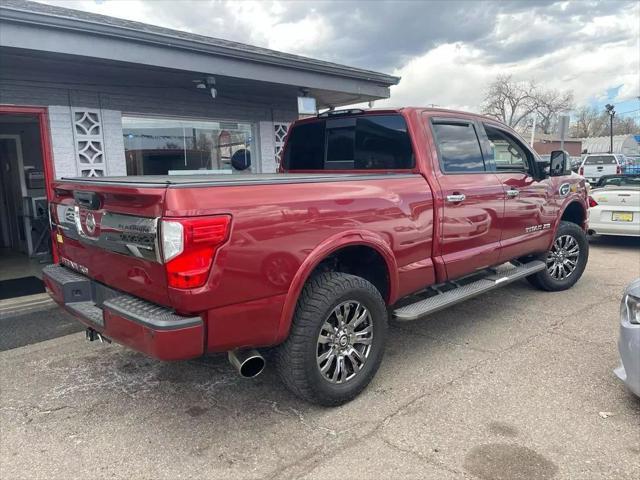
[{"left": 44, "top": 108, "right": 589, "bottom": 405}]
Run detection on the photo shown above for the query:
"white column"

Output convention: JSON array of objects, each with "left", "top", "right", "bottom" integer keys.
[
  {"left": 101, "top": 110, "right": 126, "bottom": 176},
  {"left": 258, "top": 120, "right": 277, "bottom": 173},
  {"left": 47, "top": 105, "right": 77, "bottom": 179}
]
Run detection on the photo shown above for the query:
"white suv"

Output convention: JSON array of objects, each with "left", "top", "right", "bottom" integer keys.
[{"left": 579, "top": 153, "right": 624, "bottom": 184}]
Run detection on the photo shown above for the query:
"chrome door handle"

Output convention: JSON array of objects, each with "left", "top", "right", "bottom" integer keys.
[
  {"left": 506, "top": 189, "right": 519, "bottom": 198},
  {"left": 446, "top": 194, "right": 466, "bottom": 203}
]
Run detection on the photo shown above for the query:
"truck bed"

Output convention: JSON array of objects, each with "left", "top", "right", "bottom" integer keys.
[{"left": 59, "top": 173, "right": 416, "bottom": 188}]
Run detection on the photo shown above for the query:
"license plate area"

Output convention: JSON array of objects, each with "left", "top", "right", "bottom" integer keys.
[{"left": 612, "top": 211, "right": 633, "bottom": 222}]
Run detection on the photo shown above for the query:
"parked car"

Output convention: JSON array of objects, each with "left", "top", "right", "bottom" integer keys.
[
  {"left": 578, "top": 153, "right": 624, "bottom": 185},
  {"left": 614, "top": 278, "right": 640, "bottom": 397},
  {"left": 43, "top": 107, "right": 590, "bottom": 405},
  {"left": 570, "top": 156, "right": 582, "bottom": 172},
  {"left": 588, "top": 174, "right": 640, "bottom": 237}
]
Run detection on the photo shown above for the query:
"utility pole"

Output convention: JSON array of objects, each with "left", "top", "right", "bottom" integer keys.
[
  {"left": 530, "top": 115, "right": 536, "bottom": 147},
  {"left": 605, "top": 104, "right": 615, "bottom": 153},
  {"left": 558, "top": 114, "right": 570, "bottom": 152}
]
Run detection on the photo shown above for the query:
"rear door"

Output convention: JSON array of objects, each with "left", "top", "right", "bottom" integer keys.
[
  {"left": 479, "top": 123, "right": 555, "bottom": 261},
  {"left": 582, "top": 155, "right": 619, "bottom": 183},
  {"left": 428, "top": 117, "right": 504, "bottom": 279}
]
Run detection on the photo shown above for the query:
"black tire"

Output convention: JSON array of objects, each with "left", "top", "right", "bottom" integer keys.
[
  {"left": 527, "top": 221, "right": 589, "bottom": 291},
  {"left": 275, "top": 272, "right": 388, "bottom": 406}
]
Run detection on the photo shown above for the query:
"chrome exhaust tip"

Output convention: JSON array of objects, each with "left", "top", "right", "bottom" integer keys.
[{"left": 228, "top": 349, "right": 265, "bottom": 378}]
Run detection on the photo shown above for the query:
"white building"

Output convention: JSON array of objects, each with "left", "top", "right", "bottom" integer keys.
[{"left": 580, "top": 134, "right": 640, "bottom": 157}]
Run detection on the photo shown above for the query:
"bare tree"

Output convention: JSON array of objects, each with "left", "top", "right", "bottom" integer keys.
[
  {"left": 571, "top": 106, "right": 605, "bottom": 137},
  {"left": 614, "top": 116, "right": 639, "bottom": 135},
  {"left": 536, "top": 89, "right": 574, "bottom": 134},
  {"left": 571, "top": 106, "right": 640, "bottom": 137},
  {"left": 482, "top": 75, "right": 538, "bottom": 131},
  {"left": 482, "top": 75, "right": 574, "bottom": 134}
]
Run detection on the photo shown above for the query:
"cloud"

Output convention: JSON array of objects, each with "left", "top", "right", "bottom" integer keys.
[{"left": 37, "top": 0, "right": 640, "bottom": 111}]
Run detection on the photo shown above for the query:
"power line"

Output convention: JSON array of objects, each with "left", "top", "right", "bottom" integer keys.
[{"left": 616, "top": 108, "right": 639, "bottom": 115}]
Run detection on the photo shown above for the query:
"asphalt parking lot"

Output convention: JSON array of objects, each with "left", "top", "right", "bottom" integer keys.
[{"left": 1, "top": 236, "right": 639, "bottom": 480}]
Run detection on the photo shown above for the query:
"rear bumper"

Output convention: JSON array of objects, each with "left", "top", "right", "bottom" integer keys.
[
  {"left": 588, "top": 209, "right": 640, "bottom": 237},
  {"left": 42, "top": 264, "right": 204, "bottom": 361}
]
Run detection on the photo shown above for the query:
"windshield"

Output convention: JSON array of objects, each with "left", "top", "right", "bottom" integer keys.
[{"left": 598, "top": 175, "right": 640, "bottom": 188}]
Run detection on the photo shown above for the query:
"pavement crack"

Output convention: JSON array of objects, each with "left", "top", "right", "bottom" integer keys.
[
  {"left": 379, "top": 436, "right": 470, "bottom": 478},
  {"left": 265, "top": 354, "right": 495, "bottom": 480}
]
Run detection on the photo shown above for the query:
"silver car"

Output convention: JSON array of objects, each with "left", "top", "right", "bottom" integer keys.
[{"left": 614, "top": 278, "right": 640, "bottom": 396}]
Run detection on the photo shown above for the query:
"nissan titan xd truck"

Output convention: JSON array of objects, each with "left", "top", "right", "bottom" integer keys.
[{"left": 44, "top": 108, "right": 589, "bottom": 405}]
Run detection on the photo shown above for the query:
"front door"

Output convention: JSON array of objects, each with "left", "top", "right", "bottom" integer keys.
[
  {"left": 428, "top": 117, "right": 505, "bottom": 280},
  {"left": 479, "top": 123, "right": 554, "bottom": 261}
]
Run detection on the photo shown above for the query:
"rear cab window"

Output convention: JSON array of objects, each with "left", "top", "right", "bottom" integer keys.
[
  {"left": 283, "top": 114, "right": 414, "bottom": 171},
  {"left": 584, "top": 155, "right": 618, "bottom": 165}
]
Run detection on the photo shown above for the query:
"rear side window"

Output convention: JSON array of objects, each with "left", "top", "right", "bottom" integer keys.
[
  {"left": 584, "top": 155, "right": 617, "bottom": 165},
  {"left": 432, "top": 122, "right": 485, "bottom": 173},
  {"left": 285, "top": 121, "right": 325, "bottom": 170},
  {"left": 284, "top": 114, "right": 414, "bottom": 170},
  {"left": 355, "top": 116, "right": 413, "bottom": 169},
  {"left": 326, "top": 118, "right": 356, "bottom": 169}
]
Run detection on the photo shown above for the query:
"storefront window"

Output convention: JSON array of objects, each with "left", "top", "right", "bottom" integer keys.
[{"left": 122, "top": 117, "right": 254, "bottom": 175}]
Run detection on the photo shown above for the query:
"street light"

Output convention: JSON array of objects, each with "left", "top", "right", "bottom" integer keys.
[{"left": 605, "top": 104, "right": 615, "bottom": 154}]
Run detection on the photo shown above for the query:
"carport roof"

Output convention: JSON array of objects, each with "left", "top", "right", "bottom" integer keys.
[{"left": 0, "top": 0, "right": 399, "bottom": 102}]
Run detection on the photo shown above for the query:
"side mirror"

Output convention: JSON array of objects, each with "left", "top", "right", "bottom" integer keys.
[{"left": 549, "top": 150, "right": 568, "bottom": 177}]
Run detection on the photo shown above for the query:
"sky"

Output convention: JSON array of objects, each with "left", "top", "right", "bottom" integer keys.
[{"left": 39, "top": 0, "right": 640, "bottom": 118}]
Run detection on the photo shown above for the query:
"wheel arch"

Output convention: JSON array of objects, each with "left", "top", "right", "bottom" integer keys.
[
  {"left": 274, "top": 230, "right": 398, "bottom": 344},
  {"left": 559, "top": 199, "right": 587, "bottom": 229}
]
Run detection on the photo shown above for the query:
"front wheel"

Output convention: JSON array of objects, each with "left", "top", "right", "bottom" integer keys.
[
  {"left": 275, "top": 272, "right": 388, "bottom": 406},
  {"left": 527, "top": 221, "right": 589, "bottom": 291}
]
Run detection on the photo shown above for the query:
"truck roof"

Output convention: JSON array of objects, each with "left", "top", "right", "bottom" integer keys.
[{"left": 301, "top": 107, "right": 509, "bottom": 128}]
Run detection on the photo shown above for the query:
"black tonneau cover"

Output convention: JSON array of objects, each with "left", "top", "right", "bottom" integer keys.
[{"left": 58, "top": 173, "right": 416, "bottom": 188}]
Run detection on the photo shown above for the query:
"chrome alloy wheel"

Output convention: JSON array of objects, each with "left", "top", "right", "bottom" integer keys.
[
  {"left": 546, "top": 234, "right": 580, "bottom": 280},
  {"left": 316, "top": 300, "right": 373, "bottom": 384}
]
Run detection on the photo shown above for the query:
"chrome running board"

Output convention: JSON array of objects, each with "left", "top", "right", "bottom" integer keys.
[{"left": 393, "top": 260, "right": 545, "bottom": 321}]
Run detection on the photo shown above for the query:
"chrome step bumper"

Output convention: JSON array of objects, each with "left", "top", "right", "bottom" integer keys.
[
  {"left": 42, "top": 264, "right": 200, "bottom": 330},
  {"left": 393, "top": 261, "right": 545, "bottom": 321}
]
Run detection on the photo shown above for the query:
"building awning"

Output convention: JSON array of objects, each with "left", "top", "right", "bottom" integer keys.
[{"left": 0, "top": 0, "right": 399, "bottom": 108}]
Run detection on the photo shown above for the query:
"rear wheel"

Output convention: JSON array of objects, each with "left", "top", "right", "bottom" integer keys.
[
  {"left": 275, "top": 272, "right": 388, "bottom": 406},
  {"left": 527, "top": 221, "right": 588, "bottom": 291}
]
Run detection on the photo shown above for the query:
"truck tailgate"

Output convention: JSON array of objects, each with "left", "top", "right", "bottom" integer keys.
[
  {"left": 50, "top": 180, "right": 170, "bottom": 306},
  {"left": 582, "top": 156, "right": 618, "bottom": 182}
]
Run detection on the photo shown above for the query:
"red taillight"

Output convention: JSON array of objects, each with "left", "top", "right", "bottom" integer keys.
[
  {"left": 162, "top": 215, "right": 231, "bottom": 289},
  {"left": 579, "top": 167, "right": 584, "bottom": 176},
  {"left": 588, "top": 196, "right": 598, "bottom": 208},
  {"left": 616, "top": 165, "right": 622, "bottom": 174}
]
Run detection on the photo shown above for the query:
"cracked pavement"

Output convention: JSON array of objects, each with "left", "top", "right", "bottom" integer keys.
[{"left": 1, "top": 236, "right": 639, "bottom": 479}]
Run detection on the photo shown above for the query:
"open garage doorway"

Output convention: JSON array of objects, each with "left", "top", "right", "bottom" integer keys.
[{"left": 0, "top": 107, "right": 55, "bottom": 301}]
